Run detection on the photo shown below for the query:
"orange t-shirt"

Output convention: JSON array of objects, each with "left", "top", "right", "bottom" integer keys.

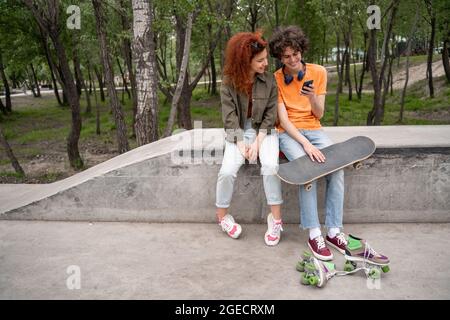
[{"left": 274, "top": 63, "right": 327, "bottom": 132}]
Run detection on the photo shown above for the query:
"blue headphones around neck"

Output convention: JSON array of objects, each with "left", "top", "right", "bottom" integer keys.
[{"left": 282, "top": 60, "right": 306, "bottom": 85}]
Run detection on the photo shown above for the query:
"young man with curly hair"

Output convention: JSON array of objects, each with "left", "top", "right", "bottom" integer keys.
[{"left": 269, "top": 26, "right": 346, "bottom": 260}]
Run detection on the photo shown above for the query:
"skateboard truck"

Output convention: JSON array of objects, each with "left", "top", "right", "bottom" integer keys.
[{"left": 353, "top": 161, "right": 363, "bottom": 170}]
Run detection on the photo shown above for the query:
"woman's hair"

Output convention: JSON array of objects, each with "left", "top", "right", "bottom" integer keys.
[
  {"left": 223, "top": 31, "right": 267, "bottom": 93},
  {"left": 268, "top": 25, "right": 309, "bottom": 60}
]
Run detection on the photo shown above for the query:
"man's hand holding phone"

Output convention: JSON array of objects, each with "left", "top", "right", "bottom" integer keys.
[{"left": 300, "top": 80, "right": 314, "bottom": 96}]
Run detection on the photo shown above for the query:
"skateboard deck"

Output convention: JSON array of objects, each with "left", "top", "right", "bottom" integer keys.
[{"left": 277, "top": 136, "right": 375, "bottom": 187}]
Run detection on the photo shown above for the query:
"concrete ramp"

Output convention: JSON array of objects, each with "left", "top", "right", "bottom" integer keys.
[{"left": 1, "top": 126, "right": 449, "bottom": 223}]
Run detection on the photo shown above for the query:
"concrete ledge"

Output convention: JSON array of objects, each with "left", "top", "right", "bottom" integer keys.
[{"left": 1, "top": 125, "right": 449, "bottom": 223}]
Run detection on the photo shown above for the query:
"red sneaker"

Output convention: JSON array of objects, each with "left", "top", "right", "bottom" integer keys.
[
  {"left": 308, "top": 236, "right": 333, "bottom": 261},
  {"left": 326, "top": 233, "right": 348, "bottom": 255}
]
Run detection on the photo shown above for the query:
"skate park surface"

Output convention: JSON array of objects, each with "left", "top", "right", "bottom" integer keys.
[{"left": 1, "top": 126, "right": 449, "bottom": 299}]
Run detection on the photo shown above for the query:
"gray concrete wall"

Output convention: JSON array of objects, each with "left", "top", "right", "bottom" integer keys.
[{"left": 1, "top": 126, "right": 449, "bottom": 223}]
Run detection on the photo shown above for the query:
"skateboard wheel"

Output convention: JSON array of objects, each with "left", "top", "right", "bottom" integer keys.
[
  {"left": 302, "top": 251, "right": 312, "bottom": 259},
  {"left": 381, "top": 265, "right": 390, "bottom": 273},
  {"left": 308, "top": 275, "right": 319, "bottom": 286},
  {"left": 304, "top": 262, "right": 315, "bottom": 273},
  {"left": 300, "top": 273, "right": 310, "bottom": 285},
  {"left": 296, "top": 261, "right": 305, "bottom": 272},
  {"left": 353, "top": 162, "right": 362, "bottom": 170},
  {"left": 305, "top": 184, "right": 312, "bottom": 191},
  {"left": 344, "top": 261, "right": 356, "bottom": 272},
  {"left": 368, "top": 268, "right": 381, "bottom": 279}
]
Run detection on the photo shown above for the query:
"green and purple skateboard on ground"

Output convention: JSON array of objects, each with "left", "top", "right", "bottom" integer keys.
[
  {"left": 296, "top": 235, "right": 390, "bottom": 288},
  {"left": 278, "top": 136, "right": 376, "bottom": 191}
]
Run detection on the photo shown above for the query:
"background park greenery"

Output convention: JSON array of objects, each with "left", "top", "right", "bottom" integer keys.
[{"left": 0, "top": 0, "right": 449, "bottom": 183}]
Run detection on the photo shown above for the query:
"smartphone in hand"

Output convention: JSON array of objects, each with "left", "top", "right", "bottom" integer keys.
[{"left": 302, "top": 80, "right": 314, "bottom": 90}]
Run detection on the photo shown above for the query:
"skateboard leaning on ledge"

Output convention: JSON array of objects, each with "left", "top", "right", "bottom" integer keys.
[{"left": 277, "top": 136, "right": 376, "bottom": 191}]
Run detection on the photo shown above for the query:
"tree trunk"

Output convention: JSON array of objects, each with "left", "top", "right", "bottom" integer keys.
[
  {"left": 0, "top": 96, "right": 6, "bottom": 115},
  {"left": 93, "top": 65, "right": 106, "bottom": 102},
  {"left": 50, "top": 63, "right": 63, "bottom": 106},
  {"left": 322, "top": 27, "right": 327, "bottom": 65},
  {"left": 38, "top": 28, "right": 63, "bottom": 105},
  {"left": 334, "top": 32, "right": 342, "bottom": 126},
  {"left": 164, "top": 12, "right": 193, "bottom": 137},
  {"left": 345, "top": 18, "right": 353, "bottom": 101},
  {"left": 116, "top": 58, "right": 130, "bottom": 100},
  {"left": 92, "top": 0, "right": 129, "bottom": 153},
  {"left": 88, "top": 62, "right": 101, "bottom": 135},
  {"left": 345, "top": 43, "right": 352, "bottom": 100},
  {"left": 210, "top": 46, "right": 217, "bottom": 95},
  {"left": 30, "top": 63, "right": 41, "bottom": 97},
  {"left": 381, "top": 49, "right": 395, "bottom": 121},
  {"left": 118, "top": 0, "right": 138, "bottom": 138},
  {"left": 83, "top": 79, "right": 92, "bottom": 114},
  {"left": 334, "top": 80, "right": 340, "bottom": 126},
  {"left": 336, "top": 34, "right": 343, "bottom": 94},
  {"left": 335, "top": 32, "right": 342, "bottom": 80},
  {"left": 132, "top": 0, "right": 159, "bottom": 145},
  {"left": 88, "top": 64, "right": 93, "bottom": 94},
  {"left": 357, "top": 32, "right": 368, "bottom": 100},
  {"left": 443, "top": 39, "right": 450, "bottom": 83},
  {"left": 367, "top": 28, "right": 381, "bottom": 125},
  {"left": 0, "top": 50, "right": 12, "bottom": 113},
  {"left": 0, "top": 123, "right": 25, "bottom": 175},
  {"left": 10, "top": 72, "right": 18, "bottom": 89},
  {"left": 339, "top": 47, "right": 345, "bottom": 94},
  {"left": 73, "top": 58, "right": 83, "bottom": 97},
  {"left": 426, "top": 5, "right": 436, "bottom": 98},
  {"left": 399, "top": 53, "right": 411, "bottom": 123},
  {"left": 178, "top": 81, "right": 193, "bottom": 129},
  {"left": 73, "top": 46, "right": 91, "bottom": 113},
  {"left": 26, "top": 76, "right": 37, "bottom": 97},
  {"left": 206, "top": 18, "right": 217, "bottom": 96}
]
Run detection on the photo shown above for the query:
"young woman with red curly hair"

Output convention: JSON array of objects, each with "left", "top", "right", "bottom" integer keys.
[{"left": 215, "top": 31, "right": 283, "bottom": 246}]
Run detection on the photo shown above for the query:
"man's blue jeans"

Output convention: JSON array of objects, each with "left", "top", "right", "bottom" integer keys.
[{"left": 279, "top": 129, "right": 344, "bottom": 229}]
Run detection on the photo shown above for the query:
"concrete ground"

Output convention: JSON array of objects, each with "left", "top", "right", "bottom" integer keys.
[{"left": 1, "top": 221, "right": 449, "bottom": 300}]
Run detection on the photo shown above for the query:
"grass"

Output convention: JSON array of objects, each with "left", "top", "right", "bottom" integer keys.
[
  {"left": 324, "top": 75, "right": 449, "bottom": 125},
  {"left": 0, "top": 171, "right": 25, "bottom": 178}
]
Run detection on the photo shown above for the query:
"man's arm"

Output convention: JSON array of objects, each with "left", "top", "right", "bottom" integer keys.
[
  {"left": 310, "top": 94, "right": 325, "bottom": 119},
  {"left": 302, "top": 65, "right": 327, "bottom": 119},
  {"left": 301, "top": 86, "right": 325, "bottom": 119},
  {"left": 278, "top": 102, "right": 325, "bottom": 162}
]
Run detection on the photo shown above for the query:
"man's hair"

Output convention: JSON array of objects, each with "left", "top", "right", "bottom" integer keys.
[{"left": 268, "top": 25, "right": 309, "bottom": 60}]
